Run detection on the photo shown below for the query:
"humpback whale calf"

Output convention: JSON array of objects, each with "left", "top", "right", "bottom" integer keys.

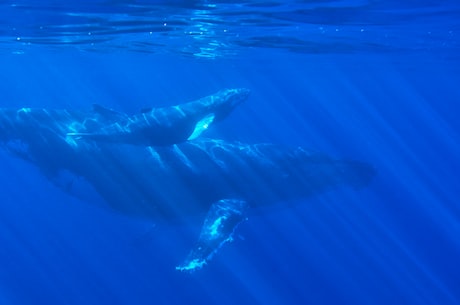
[
  {"left": 0, "top": 92, "right": 375, "bottom": 271},
  {"left": 67, "top": 88, "right": 250, "bottom": 146}
]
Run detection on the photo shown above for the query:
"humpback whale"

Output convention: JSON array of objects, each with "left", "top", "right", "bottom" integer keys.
[
  {"left": 67, "top": 88, "right": 250, "bottom": 146},
  {"left": 0, "top": 91, "right": 375, "bottom": 271}
]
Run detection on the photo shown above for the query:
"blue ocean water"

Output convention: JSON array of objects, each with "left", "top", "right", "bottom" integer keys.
[{"left": 0, "top": 1, "right": 459, "bottom": 304}]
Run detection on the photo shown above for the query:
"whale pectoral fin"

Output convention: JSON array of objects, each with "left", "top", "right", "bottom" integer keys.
[
  {"left": 187, "top": 113, "right": 215, "bottom": 141},
  {"left": 66, "top": 132, "right": 92, "bottom": 140},
  {"left": 176, "top": 199, "right": 249, "bottom": 272}
]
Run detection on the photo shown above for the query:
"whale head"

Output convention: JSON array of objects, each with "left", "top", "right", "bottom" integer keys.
[{"left": 212, "top": 88, "right": 250, "bottom": 121}]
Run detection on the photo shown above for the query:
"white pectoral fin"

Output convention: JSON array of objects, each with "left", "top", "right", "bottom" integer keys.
[
  {"left": 66, "top": 132, "right": 93, "bottom": 139},
  {"left": 67, "top": 132, "right": 85, "bottom": 137},
  {"left": 187, "top": 113, "right": 215, "bottom": 141},
  {"left": 176, "top": 199, "right": 249, "bottom": 272}
]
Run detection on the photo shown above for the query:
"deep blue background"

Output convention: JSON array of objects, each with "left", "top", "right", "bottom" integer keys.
[{"left": 0, "top": 12, "right": 459, "bottom": 305}]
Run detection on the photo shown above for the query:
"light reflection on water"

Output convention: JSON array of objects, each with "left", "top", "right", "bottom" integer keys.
[{"left": 0, "top": 0, "right": 458, "bottom": 57}]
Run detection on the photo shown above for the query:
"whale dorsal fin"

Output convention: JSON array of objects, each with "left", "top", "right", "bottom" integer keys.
[
  {"left": 140, "top": 107, "right": 152, "bottom": 113},
  {"left": 92, "top": 104, "right": 126, "bottom": 120}
]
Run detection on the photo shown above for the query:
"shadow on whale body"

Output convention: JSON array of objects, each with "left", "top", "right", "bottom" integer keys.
[{"left": 0, "top": 89, "right": 375, "bottom": 271}]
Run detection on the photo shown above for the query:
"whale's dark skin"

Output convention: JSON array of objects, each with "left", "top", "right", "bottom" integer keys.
[{"left": 0, "top": 92, "right": 375, "bottom": 271}]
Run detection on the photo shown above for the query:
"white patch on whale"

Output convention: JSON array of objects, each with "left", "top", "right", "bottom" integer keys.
[{"left": 187, "top": 113, "right": 215, "bottom": 141}]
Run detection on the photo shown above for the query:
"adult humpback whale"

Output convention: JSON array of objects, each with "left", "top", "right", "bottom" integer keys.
[{"left": 0, "top": 90, "right": 375, "bottom": 271}]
